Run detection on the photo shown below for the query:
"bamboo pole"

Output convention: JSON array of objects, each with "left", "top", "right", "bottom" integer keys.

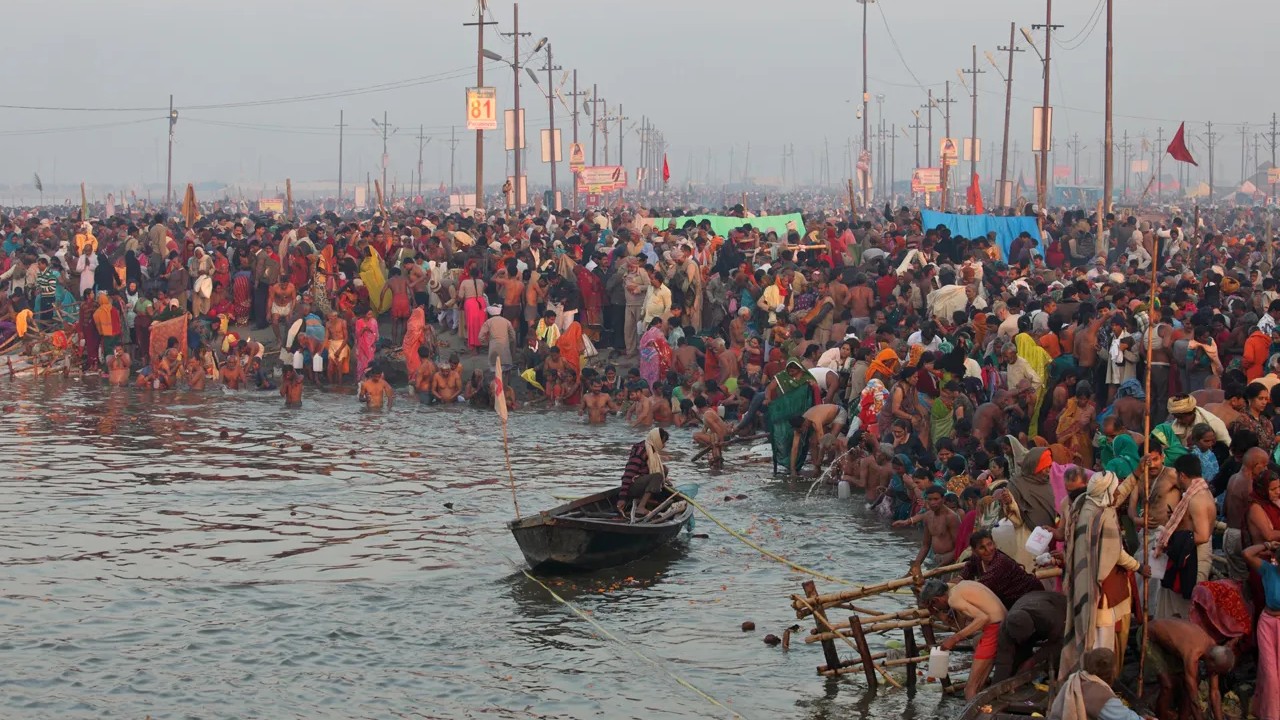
[
  {"left": 817, "top": 607, "right": 931, "bottom": 633},
  {"left": 819, "top": 653, "right": 932, "bottom": 678},
  {"left": 805, "top": 616, "right": 936, "bottom": 643},
  {"left": 797, "top": 593, "right": 903, "bottom": 688},
  {"left": 791, "top": 562, "right": 965, "bottom": 617},
  {"left": 1137, "top": 226, "right": 1161, "bottom": 696}
]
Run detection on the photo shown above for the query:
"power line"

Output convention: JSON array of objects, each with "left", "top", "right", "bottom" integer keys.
[
  {"left": 1052, "top": 0, "right": 1106, "bottom": 50},
  {"left": 873, "top": 3, "right": 928, "bottom": 95},
  {"left": 0, "top": 116, "right": 163, "bottom": 136},
  {"left": 0, "top": 63, "right": 494, "bottom": 114}
]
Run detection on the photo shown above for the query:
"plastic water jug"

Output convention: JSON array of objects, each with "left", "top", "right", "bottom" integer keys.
[
  {"left": 837, "top": 480, "right": 851, "bottom": 499},
  {"left": 928, "top": 647, "right": 950, "bottom": 678},
  {"left": 1025, "top": 526, "right": 1054, "bottom": 556}
]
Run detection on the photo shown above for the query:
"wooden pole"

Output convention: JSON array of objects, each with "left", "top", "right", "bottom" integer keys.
[
  {"left": 1267, "top": 211, "right": 1274, "bottom": 271},
  {"left": 286, "top": 178, "right": 294, "bottom": 221},
  {"left": 80, "top": 182, "right": 88, "bottom": 221},
  {"left": 803, "top": 581, "right": 843, "bottom": 673},
  {"left": 904, "top": 626, "right": 919, "bottom": 689},
  {"left": 1096, "top": 200, "right": 1106, "bottom": 261},
  {"left": 791, "top": 562, "right": 965, "bottom": 616},
  {"left": 1137, "top": 232, "right": 1160, "bottom": 696},
  {"left": 849, "top": 615, "right": 878, "bottom": 688}
]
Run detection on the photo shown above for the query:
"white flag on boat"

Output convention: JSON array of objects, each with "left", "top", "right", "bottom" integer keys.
[{"left": 494, "top": 356, "right": 508, "bottom": 421}]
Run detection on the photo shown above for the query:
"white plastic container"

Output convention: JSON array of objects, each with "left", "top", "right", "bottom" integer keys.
[
  {"left": 837, "top": 480, "right": 851, "bottom": 499},
  {"left": 1025, "top": 526, "right": 1055, "bottom": 556},
  {"left": 928, "top": 647, "right": 950, "bottom": 678}
]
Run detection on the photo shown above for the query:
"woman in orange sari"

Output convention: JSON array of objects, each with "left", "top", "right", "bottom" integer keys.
[
  {"left": 866, "top": 344, "right": 901, "bottom": 383},
  {"left": 403, "top": 306, "right": 427, "bottom": 376},
  {"left": 556, "top": 320, "right": 585, "bottom": 377}
]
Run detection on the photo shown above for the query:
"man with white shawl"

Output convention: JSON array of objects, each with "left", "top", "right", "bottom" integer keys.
[
  {"left": 615, "top": 428, "right": 670, "bottom": 517},
  {"left": 1048, "top": 648, "right": 1144, "bottom": 720},
  {"left": 1060, "top": 471, "right": 1141, "bottom": 681}
]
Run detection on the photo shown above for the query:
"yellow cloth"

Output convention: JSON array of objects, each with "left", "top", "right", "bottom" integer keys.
[
  {"left": 360, "top": 249, "right": 389, "bottom": 315},
  {"left": 1015, "top": 332, "right": 1052, "bottom": 437},
  {"left": 75, "top": 232, "right": 98, "bottom": 254},
  {"left": 15, "top": 308, "right": 33, "bottom": 337}
]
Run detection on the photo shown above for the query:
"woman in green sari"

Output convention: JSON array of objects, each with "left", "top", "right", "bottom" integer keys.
[{"left": 766, "top": 361, "right": 818, "bottom": 475}]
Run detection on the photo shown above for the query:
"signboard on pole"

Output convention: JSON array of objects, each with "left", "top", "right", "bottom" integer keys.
[
  {"left": 466, "top": 87, "right": 497, "bottom": 131},
  {"left": 503, "top": 109, "right": 525, "bottom": 151},
  {"left": 576, "top": 165, "right": 628, "bottom": 193},
  {"left": 911, "top": 168, "right": 941, "bottom": 194},
  {"left": 568, "top": 142, "right": 585, "bottom": 170},
  {"left": 940, "top": 138, "right": 959, "bottom": 166},
  {"left": 1032, "top": 106, "right": 1053, "bottom": 152},
  {"left": 540, "top": 128, "right": 562, "bottom": 163},
  {"left": 963, "top": 138, "right": 981, "bottom": 163},
  {"left": 257, "top": 198, "right": 284, "bottom": 213},
  {"left": 1269, "top": 167, "right": 1280, "bottom": 184},
  {"left": 1131, "top": 159, "right": 1150, "bottom": 174},
  {"left": 354, "top": 186, "right": 367, "bottom": 209}
]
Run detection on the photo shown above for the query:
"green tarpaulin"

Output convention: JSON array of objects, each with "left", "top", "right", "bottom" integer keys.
[{"left": 636, "top": 213, "right": 807, "bottom": 239}]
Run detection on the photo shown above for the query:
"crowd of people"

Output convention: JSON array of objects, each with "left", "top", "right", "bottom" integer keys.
[{"left": 3, "top": 195, "right": 1280, "bottom": 717}]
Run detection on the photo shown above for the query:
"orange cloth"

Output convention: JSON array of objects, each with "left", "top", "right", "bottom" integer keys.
[
  {"left": 1243, "top": 330, "right": 1271, "bottom": 381},
  {"left": 556, "top": 321, "right": 585, "bottom": 376},
  {"left": 974, "top": 623, "right": 1002, "bottom": 661}
]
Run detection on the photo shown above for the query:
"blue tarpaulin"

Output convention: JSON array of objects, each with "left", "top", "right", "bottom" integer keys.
[{"left": 920, "top": 210, "right": 1041, "bottom": 262}]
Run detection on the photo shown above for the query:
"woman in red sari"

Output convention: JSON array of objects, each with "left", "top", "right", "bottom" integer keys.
[
  {"left": 573, "top": 264, "right": 605, "bottom": 339},
  {"left": 1245, "top": 474, "right": 1280, "bottom": 617},
  {"left": 231, "top": 254, "right": 253, "bottom": 326},
  {"left": 556, "top": 321, "right": 586, "bottom": 405},
  {"left": 403, "top": 306, "right": 427, "bottom": 376},
  {"left": 78, "top": 290, "right": 101, "bottom": 371}
]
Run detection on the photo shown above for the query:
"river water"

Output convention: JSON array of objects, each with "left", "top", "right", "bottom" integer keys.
[{"left": 1, "top": 378, "right": 953, "bottom": 719}]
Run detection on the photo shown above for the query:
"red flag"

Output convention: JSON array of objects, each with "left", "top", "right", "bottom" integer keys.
[
  {"left": 1166, "top": 122, "right": 1198, "bottom": 166},
  {"left": 662, "top": 154, "right": 670, "bottom": 185},
  {"left": 966, "top": 173, "right": 985, "bottom": 215}
]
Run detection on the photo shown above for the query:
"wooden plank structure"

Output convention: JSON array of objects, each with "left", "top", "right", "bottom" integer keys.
[{"left": 791, "top": 564, "right": 1062, "bottom": 689}]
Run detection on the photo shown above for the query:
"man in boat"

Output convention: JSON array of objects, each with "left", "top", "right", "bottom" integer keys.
[
  {"left": 992, "top": 590, "right": 1066, "bottom": 682},
  {"left": 897, "top": 486, "right": 960, "bottom": 574},
  {"left": 919, "top": 578, "right": 1007, "bottom": 699},
  {"left": 1145, "top": 619, "right": 1234, "bottom": 720},
  {"left": 616, "top": 428, "right": 670, "bottom": 517},
  {"left": 1047, "top": 648, "right": 1148, "bottom": 720}
]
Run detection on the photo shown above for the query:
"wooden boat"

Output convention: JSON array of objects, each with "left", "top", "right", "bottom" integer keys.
[
  {"left": 508, "top": 487, "right": 694, "bottom": 571},
  {"left": 958, "top": 669, "right": 1047, "bottom": 720}
]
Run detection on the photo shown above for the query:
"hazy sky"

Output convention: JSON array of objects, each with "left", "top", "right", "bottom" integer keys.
[{"left": 3, "top": 0, "right": 1276, "bottom": 197}]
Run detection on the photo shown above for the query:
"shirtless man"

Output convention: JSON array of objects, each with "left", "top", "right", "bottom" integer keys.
[
  {"left": 856, "top": 437, "right": 895, "bottom": 501},
  {"left": 673, "top": 337, "right": 700, "bottom": 378},
  {"left": 1147, "top": 619, "right": 1235, "bottom": 720},
  {"left": 790, "top": 403, "right": 849, "bottom": 474},
  {"left": 692, "top": 396, "right": 731, "bottom": 468},
  {"left": 971, "top": 395, "right": 1009, "bottom": 444},
  {"left": 920, "top": 579, "right": 1007, "bottom": 698},
  {"left": 279, "top": 367, "right": 303, "bottom": 406},
  {"left": 580, "top": 378, "right": 619, "bottom": 424},
  {"left": 359, "top": 366, "right": 394, "bottom": 410},
  {"left": 847, "top": 275, "right": 875, "bottom": 335},
  {"left": 714, "top": 339, "right": 739, "bottom": 384},
  {"left": 1204, "top": 384, "right": 1245, "bottom": 428},
  {"left": 898, "top": 486, "right": 961, "bottom": 572},
  {"left": 412, "top": 350, "right": 437, "bottom": 403},
  {"left": 325, "top": 311, "right": 350, "bottom": 386},
  {"left": 106, "top": 345, "right": 132, "bottom": 386},
  {"left": 431, "top": 355, "right": 463, "bottom": 404},
  {"left": 1073, "top": 309, "right": 1103, "bottom": 402},
  {"left": 1155, "top": 454, "right": 1216, "bottom": 620},
  {"left": 1223, "top": 447, "right": 1270, "bottom": 579},
  {"left": 155, "top": 347, "right": 180, "bottom": 390},
  {"left": 652, "top": 395, "right": 675, "bottom": 426},
  {"left": 184, "top": 354, "right": 206, "bottom": 390},
  {"left": 268, "top": 277, "right": 297, "bottom": 346},
  {"left": 627, "top": 386, "right": 657, "bottom": 427},
  {"left": 220, "top": 346, "right": 245, "bottom": 389},
  {"left": 384, "top": 268, "right": 412, "bottom": 343}
]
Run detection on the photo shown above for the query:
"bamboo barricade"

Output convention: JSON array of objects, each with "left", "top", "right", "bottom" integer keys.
[{"left": 792, "top": 565, "right": 1062, "bottom": 683}]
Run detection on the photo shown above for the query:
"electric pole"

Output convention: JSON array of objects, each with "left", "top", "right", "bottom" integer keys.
[
  {"left": 499, "top": 3, "right": 530, "bottom": 209},
  {"left": 590, "top": 84, "right": 602, "bottom": 165},
  {"left": 336, "top": 110, "right": 346, "bottom": 205},
  {"left": 1067, "top": 133, "right": 1083, "bottom": 185},
  {"left": 1033, "top": 0, "right": 1062, "bottom": 211},
  {"left": 166, "top": 94, "right": 176, "bottom": 209},
  {"left": 617, "top": 104, "right": 629, "bottom": 176},
  {"left": 463, "top": 2, "right": 497, "bottom": 211},
  {"left": 1103, "top": 0, "right": 1114, "bottom": 211},
  {"left": 416, "top": 125, "right": 431, "bottom": 199},
  {"left": 1155, "top": 126, "right": 1165, "bottom": 202},
  {"left": 922, "top": 91, "right": 936, "bottom": 167},
  {"left": 1240, "top": 123, "right": 1251, "bottom": 183},
  {"left": 372, "top": 112, "right": 394, "bottom": 201},
  {"left": 909, "top": 111, "right": 924, "bottom": 170},
  {"left": 995, "top": 23, "right": 1023, "bottom": 209},
  {"left": 1203, "top": 121, "right": 1219, "bottom": 201},
  {"left": 448, "top": 126, "right": 459, "bottom": 194},
  {"left": 568, "top": 70, "right": 586, "bottom": 211},
  {"left": 538, "top": 41, "right": 560, "bottom": 209},
  {"left": 963, "top": 45, "right": 984, "bottom": 207},
  {"left": 938, "top": 81, "right": 955, "bottom": 211},
  {"left": 857, "top": 0, "right": 875, "bottom": 206},
  {"left": 1119, "top": 130, "right": 1131, "bottom": 199}
]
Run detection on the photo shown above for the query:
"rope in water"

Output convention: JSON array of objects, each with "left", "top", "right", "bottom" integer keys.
[
  {"left": 671, "top": 489, "right": 857, "bottom": 587},
  {"left": 519, "top": 568, "right": 747, "bottom": 719}
]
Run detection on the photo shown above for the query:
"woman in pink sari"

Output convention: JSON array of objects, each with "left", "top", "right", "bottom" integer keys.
[
  {"left": 638, "top": 317, "right": 672, "bottom": 389},
  {"left": 403, "top": 306, "right": 426, "bottom": 375},
  {"left": 459, "top": 266, "right": 487, "bottom": 352},
  {"left": 354, "top": 310, "right": 379, "bottom": 379}
]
